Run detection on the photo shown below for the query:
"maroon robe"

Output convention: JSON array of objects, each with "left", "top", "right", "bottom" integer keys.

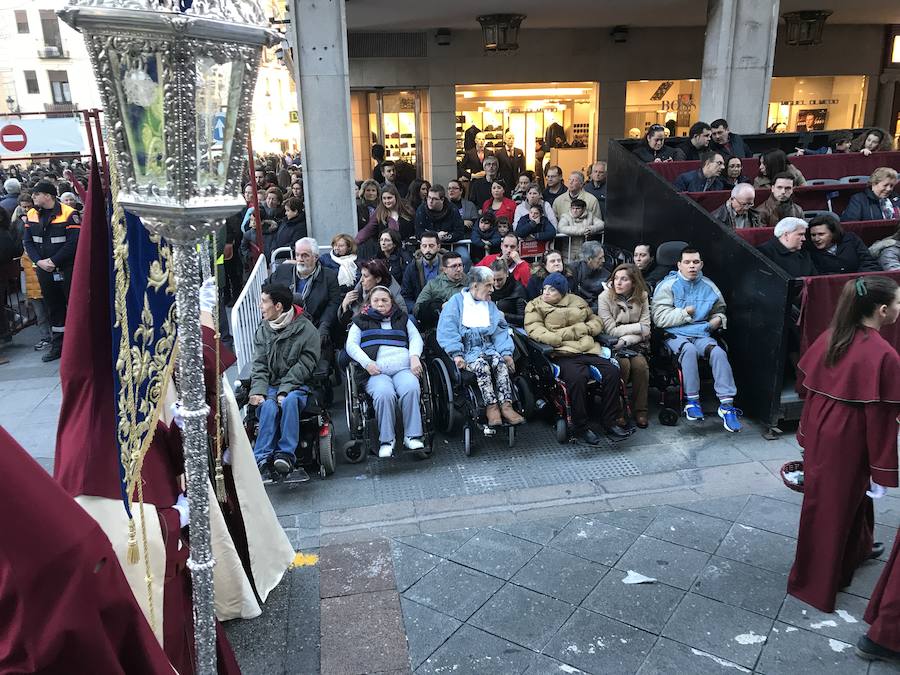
[
  {"left": 865, "top": 535, "right": 900, "bottom": 651},
  {"left": 787, "top": 327, "right": 900, "bottom": 613},
  {"left": 0, "top": 426, "right": 173, "bottom": 674},
  {"left": 51, "top": 161, "right": 240, "bottom": 674}
]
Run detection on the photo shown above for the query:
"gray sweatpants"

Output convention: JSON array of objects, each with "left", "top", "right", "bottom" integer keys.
[
  {"left": 366, "top": 369, "right": 423, "bottom": 443},
  {"left": 665, "top": 335, "right": 736, "bottom": 402}
]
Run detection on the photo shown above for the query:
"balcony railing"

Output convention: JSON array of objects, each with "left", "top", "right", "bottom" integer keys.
[
  {"left": 37, "top": 45, "right": 69, "bottom": 59},
  {"left": 44, "top": 101, "right": 77, "bottom": 117}
]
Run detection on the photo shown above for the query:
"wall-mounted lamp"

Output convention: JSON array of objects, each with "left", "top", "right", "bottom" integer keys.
[
  {"left": 782, "top": 10, "right": 831, "bottom": 47},
  {"left": 610, "top": 25, "right": 629, "bottom": 43},
  {"left": 477, "top": 14, "right": 525, "bottom": 52}
]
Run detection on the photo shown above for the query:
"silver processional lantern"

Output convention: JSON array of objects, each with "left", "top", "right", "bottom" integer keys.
[{"left": 57, "top": 2, "right": 278, "bottom": 673}]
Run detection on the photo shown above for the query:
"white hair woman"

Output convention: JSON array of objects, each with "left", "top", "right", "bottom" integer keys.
[{"left": 436, "top": 266, "right": 524, "bottom": 427}]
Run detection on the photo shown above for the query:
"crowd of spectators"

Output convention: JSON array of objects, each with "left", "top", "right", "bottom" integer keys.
[{"left": 1, "top": 118, "right": 896, "bottom": 452}]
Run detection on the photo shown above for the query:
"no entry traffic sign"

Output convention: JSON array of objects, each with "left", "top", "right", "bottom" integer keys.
[{"left": 0, "top": 124, "right": 27, "bottom": 152}]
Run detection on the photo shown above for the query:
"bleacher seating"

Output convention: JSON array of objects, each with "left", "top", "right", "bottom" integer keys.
[
  {"left": 734, "top": 219, "right": 898, "bottom": 248},
  {"left": 645, "top": 150, "right": 900, "bottom": 184},
  {"left": 608, "top": 140, "right": 899, "bottom": 431},
  {"left": 686, "top": 181, "right": 869, "bottom": 214}
]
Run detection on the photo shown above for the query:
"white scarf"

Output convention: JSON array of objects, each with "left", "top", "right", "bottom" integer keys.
[
  {"left": 331, "top": 252, "right": 358, "bottom": 287},
  {"left": 461, "top": 290, "right": 490, "bottom": 328},
  {"left": 268, "top": 306, "right": 295, "bottom": 331}
]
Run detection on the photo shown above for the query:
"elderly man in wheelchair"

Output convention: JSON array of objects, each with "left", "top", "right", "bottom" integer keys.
[
  {"left": 650, "top": 246, "right": 742, "bottom": 432},
  {"left": 249, "top": 283, "right": 322, "bottom": 481},
  {"left": 345, "top": 285, "right": 427, "bottom": 458}
]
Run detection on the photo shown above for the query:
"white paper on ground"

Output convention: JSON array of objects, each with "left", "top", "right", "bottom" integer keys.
[{"left": 622, "top": 570, "right": 657, "bottom": 584}]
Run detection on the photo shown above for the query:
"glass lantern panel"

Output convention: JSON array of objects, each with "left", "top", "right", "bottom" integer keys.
[
  {"left": 195, "top": 55, "right": 244, "bottom": 194},
  {"left": 111, "top": 48, "right": 166, "bottom": 191}
]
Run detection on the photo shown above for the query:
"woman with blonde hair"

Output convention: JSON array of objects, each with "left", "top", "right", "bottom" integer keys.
[
  {"left": 356, "top": 179, "right": 381, "bottom": 233},
  {"left": 597, "top": 263, "right": 651, "bottom": 428},
  {"left": 841, "top": 167, "right": 899, "bottom": 223}
]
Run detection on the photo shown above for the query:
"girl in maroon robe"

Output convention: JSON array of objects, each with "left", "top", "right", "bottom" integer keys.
[{"left": 787, "top": 276, "right": 900, "bottom": 614}]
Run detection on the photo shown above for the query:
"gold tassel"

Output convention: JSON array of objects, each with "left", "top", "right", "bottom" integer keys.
[
  {"left": 126, "top": 517, "right": 140, "bottom": 564},
  {"left": 215, "top": 460, "right": 227, "bottom": 503}
]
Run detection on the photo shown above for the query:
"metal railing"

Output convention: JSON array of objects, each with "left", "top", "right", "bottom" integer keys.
[{"left": 230, "top": 253, "right": 267, "bottom": 373}]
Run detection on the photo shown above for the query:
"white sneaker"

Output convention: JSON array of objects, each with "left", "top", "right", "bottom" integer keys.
[
  {"left": 404, "top": 436, "right": 424, "bottom": 450},
  {"left": 378, "top": 442, "right": 394, "bottom": 458}
]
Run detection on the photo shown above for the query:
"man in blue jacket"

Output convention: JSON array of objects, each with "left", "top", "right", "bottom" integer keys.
[
  {"left": 651, "top": 246, "right": 742, "bottom": 432},
  {"left": 673, "top": 152, "right": 726, "bottom": 193}
]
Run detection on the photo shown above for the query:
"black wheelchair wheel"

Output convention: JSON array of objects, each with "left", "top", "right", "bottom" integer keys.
[
  {"left": 659, "top": 408, "right": 680, "bottom": 427},
  {"left": 430, "top": 357, "right": 458, "bottom": 434},
  {"left": 319, "top": 422, "right": 335, "bottom": 476},
  {"left": 514, "top": 376, "right": 536, "bottom": 420},
  {"left": 555, "top": 418, "right": 569, "bottom": 444},
  {"left": 343, "top": 440, "right": 366, "bottom": 464},
  {"left": 463, "top": 425, "right": 473, "bottom": 457},
  {"left": 662, "top": 385, "right": 681, "bottom": 413}
]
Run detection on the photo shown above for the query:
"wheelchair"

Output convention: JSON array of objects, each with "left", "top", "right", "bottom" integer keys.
[
  {"left": 342, "top": 360, "right": 437, "bottom": 463},
  {"left": 648, "top": 328, "right": 729, "bottom": 427},
  {"left": 425, "top": 330, "right": 531, "bottom": 456},
  {"left": 512, "top": 329, "right": 633, "bottom": 443},
  {"left": 233, "top": 368, "right": 336, "bottom": 482}
]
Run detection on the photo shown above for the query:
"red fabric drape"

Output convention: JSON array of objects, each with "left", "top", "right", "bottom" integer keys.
[
  {"left": 797, "top": 271, "right": 900, "bottom": 353},
  {"left": 0, "top": 426, "right": 173, "bottom": 674}
]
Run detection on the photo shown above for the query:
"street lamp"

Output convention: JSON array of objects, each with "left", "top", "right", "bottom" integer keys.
[{"left": 56, "top": 1, "right": 278, "bottom": 673}]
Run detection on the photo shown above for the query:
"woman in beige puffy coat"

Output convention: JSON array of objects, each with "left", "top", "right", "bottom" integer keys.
[
  {"left": 524, "top": 272, "right": 630, "bottom": 444},
  {"left": 597, "top": 263, "right": 651, "bottom": 428}
]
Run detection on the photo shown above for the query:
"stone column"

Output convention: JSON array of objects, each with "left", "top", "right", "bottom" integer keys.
[
  {"left": 596, "top": 80, "right": 626, "bottom": 161},
  {"left": 425, "top": 85, "right": 457, "bottom": 186},
  {"left": 286, "top": 0, "right": 356, "bottom": 247},
  {"left": 700, "top": 0, "right": 780, "bottom": 134},
  {"left": 874, "top": 71, "right": 900, "bottom": 131}
]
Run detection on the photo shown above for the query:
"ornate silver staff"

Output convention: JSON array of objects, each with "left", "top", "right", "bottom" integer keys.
[{"left": 57, "top": 2, "right": 278, "bottom": 672}]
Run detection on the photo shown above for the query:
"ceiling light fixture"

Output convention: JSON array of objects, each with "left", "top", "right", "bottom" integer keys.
[
  {"left": 457, "top": 87, "right": 590, "bottom": 99},
  {"left": 477, "top": 14, "right": 525, "bottom": 52}
]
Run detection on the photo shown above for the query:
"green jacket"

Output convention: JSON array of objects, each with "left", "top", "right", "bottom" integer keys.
[
  {"left": 413, "top": 272, "right": 467, "bottom": 316},
  {"left": 249, "top": 307, "right": 321, "bottom": 397}
]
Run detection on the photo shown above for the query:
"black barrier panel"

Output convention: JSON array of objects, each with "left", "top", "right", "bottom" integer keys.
[{"left": 606, "top": 140, "right": 793, "bottom": 426}]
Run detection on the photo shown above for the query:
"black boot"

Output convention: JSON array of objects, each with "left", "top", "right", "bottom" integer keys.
[
  {"left": 42, "top": 336, "right": 62, "bottom": 362},
  {"left": 856, "top": 635, "right": 900, "bottom": 665}
]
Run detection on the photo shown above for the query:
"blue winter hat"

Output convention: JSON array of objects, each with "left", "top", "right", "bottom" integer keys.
[{"left": 544, "top": 272, "right": 569, "bottom": 295}]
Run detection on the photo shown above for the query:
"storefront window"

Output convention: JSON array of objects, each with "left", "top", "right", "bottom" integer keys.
[
  {"left": 766, "top": 76, "right": 868, "bottom": 133},
  {"left": 350, "top": 89, "right": 421, "bottom": 182},
  {"left": 455, "top": 82, "right": 597, "bottom": 181},
  {"left": 625, "top": 80, "right": 702, "bottom": 139}
]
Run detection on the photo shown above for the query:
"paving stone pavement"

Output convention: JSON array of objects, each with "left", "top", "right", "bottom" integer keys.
[{"left": 390, "top": 494, "right": 900, "bottom": 675}]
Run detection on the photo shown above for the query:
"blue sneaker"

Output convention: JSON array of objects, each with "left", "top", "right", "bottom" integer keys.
[
  {"left": 683, "top": 400, "right": 704, "bottom": 421},
  {"left": 717, "top": 404, "right": 743, "bottom": 432}
]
